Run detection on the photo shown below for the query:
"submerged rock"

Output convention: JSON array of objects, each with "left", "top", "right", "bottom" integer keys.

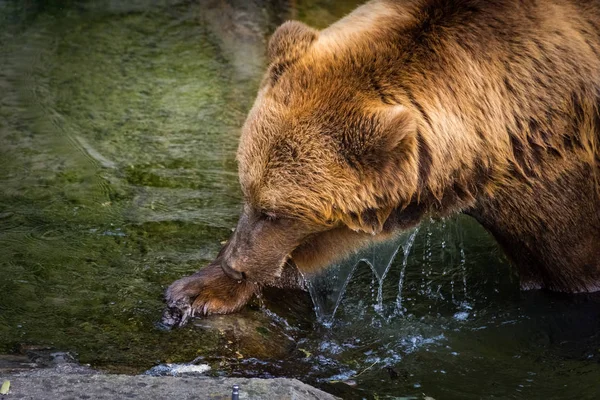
[{"left": 192, "top": 312, "right": 297, "bottom": 361}]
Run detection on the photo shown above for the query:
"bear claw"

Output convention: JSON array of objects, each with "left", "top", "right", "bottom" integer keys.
[{"left": 160, "top": 296, "right": 193, "bottom": 329}]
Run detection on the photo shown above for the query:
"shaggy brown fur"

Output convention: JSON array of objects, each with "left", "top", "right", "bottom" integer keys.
[{"left": 164, "top": 0, "right": 600, "bottom": 326}]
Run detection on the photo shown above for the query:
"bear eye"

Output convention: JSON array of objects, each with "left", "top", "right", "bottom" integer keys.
[{"left": 260, "top": 211, "right": 278, "bottom": 222}]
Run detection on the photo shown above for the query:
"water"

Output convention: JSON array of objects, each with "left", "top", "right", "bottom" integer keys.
[
  {"left": 1, "top": 1, "right": 600, "bottom": 399},
  {"left": 304, "top": 227, "right": 419, "bottom": 323}
]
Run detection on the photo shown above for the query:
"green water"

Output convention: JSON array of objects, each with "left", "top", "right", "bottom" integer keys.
[{"left": 1, "top": 1, "right": 600, "bottom": 398}]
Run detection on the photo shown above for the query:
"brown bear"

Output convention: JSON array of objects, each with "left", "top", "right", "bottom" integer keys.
[{"left": 163, "top": 0, "right": 600, "bottom": 327}]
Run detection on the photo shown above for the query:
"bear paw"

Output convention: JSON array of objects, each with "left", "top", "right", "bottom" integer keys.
[{"left": 161, "top": 262, "right": 258, "bottom": 328}]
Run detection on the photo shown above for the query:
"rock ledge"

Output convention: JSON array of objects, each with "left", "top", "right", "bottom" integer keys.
[{"left": 0, "top": 371, "right": 340, "bottom": 400}]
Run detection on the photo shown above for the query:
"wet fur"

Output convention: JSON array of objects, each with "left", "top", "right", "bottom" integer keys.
[{"left": 165, "top": 0, "right": 600, "bottom": 325}]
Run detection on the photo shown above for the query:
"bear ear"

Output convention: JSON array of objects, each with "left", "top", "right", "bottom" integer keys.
[
  {"left": 358, "top": 105, "right": 417, "bottom": 169},
  {"left": 341, "top": 105, "right": 418, "bottom": 235},
  {"left": 267, "top": 21, "right": 319, "bottom": 64}
]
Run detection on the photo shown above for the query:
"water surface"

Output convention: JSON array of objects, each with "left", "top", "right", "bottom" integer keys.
[{"left": 1, "top": 1, "right": 600, "bottom": 398}]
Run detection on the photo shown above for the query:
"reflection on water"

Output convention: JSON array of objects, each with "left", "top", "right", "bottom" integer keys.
[{"left": 1, "top": 1, "right": 600, "bottom": 399}]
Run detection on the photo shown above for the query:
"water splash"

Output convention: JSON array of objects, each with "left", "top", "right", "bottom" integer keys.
[
  {"left": 303, "top": 228, "right": 419, "bottom": 324},
  {"left": 303, "top": 216, "right": 481, "bottom": 325},
  {"left": 394, "top": 228, "right": 419, "bottom": 316}
]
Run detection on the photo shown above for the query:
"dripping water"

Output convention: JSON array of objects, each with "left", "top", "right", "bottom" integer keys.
[
  {"left": 303, "top": 227, "right": 419, "bottom": 324},
  {"left": 303, "top": 216, "right": 479, "bottom": 324},
  {"left": 394, "top": 228, "right": 419, "bottom": 316}
]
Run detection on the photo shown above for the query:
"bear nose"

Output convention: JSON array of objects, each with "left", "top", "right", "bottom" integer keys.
[{"left": 221, "top": 261, "right": 245, "bottom": 281}]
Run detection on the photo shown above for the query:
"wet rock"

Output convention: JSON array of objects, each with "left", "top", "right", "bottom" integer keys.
[
  {"left": 161, "top": 287, "right": 314, "bottom": 365},
  {"left": 145, "top": 362, "right": 211, "bottom": 376},
  {"left": 1, "top": 347, "right": 95, "bottom": 375},
  {"left": 0, "top": 354, "right": 37, "bottom": 373}
]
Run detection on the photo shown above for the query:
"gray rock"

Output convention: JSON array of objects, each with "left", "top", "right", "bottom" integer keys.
[{"left": 0, "top": 371, "right": 340, "bottom": 400}]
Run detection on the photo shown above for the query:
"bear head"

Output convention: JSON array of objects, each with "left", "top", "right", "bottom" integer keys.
[{"left": 220, "top": 21, "right": 421, "bottom": 282}]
